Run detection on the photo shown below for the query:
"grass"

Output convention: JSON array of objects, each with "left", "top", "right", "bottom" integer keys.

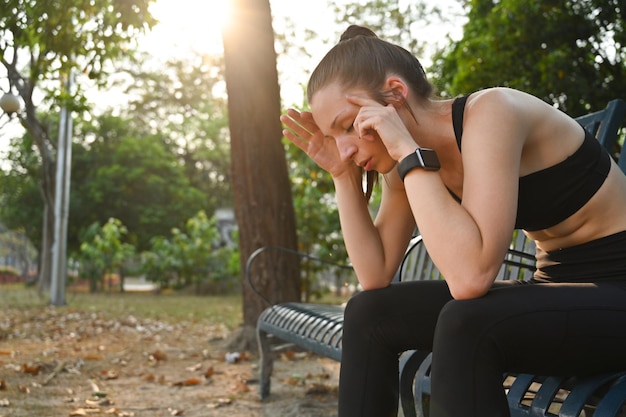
[{"left": 0, "top": 284, "right": 244, "bottom": 329}]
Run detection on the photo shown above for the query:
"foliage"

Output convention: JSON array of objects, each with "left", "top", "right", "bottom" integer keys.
[
  {"left": 78, "top": 218, "right": 136, "bottom": 292},
  {"left": 71, "top": 114, "right": 207, "bottom": 251},
  {"left": 430, "top": 0, "right": 626, "bottom": 115},
  {"left": 0, "top": 135, "right": 42, "bottom": 250},
  {"left": 123, "top": 53, "right": 233, "bottom": 211},
  {"left": 332, "top": 0, "right": 443, "bottom": 57},
  {"left": 1, "top": 0, "right": 156, "bottom": 109},
  {"left": 0, "top": 0, "right": 157, "bottom": 292},
  {"left": 284, "top": 135, "right": 350, "bottom": 298},
  {"left": 141, "top": 211, "right": 240, "bottom": 293},
  {"left": 0, "top": 265, "right": 19, "bottom": 276},
  {"left": 2, "top": 50, "right": 232, "bottom": 259},
  {"left": 0, "top": 225, "right": 37, "bottom": 277}
]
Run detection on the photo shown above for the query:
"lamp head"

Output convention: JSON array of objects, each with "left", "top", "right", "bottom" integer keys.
[{"left": 0, "top": 93, "right": 21, "bottom": 114}]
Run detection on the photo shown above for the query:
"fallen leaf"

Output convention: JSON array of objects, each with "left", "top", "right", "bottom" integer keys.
[
  {"left": 21, "top": 363, "right": 41, "bottom": 376},
  {"left": 83, "top": 354, "right": 102, "bottom": 361},
  {"left": 281, "top": 350, "right": 296, "bottom": 361},
  {"left": 231, "top": 380, "right": 250, "bottom": 393},
  {"left": 0, "top": 398, "right": 10, "bottom": 407},
  {"left": 204, "top": 367, "right": 214, "bottom": 379},
  {"left": 206, "top": 398, "right": 232, "bottom": 409},
  {"left": 100, "top": 370, "right": 118, "bottom": 380},
  {"left": 150, "top": 350, "right": 167, "bottom": 362},
  {"left": 306, "top": 383, "right": 337, "bottom": 396},
  {"left": 185, "top": 363, "right": 202, "bottom": 372},
  {"left": 86, "top": 398, "right": 112, "bottom": 406},
  {"left": 18, "top": 385, "right": 30, "bottom": 394},
  {"left": 168, "top": 408, "right": 184, "bottom": 415},
  {"left": 308, "top": 372, "right": 330, "bottom": 380},
  {"left": 0, "top": 380, "right": 6, "bottom": 391},
  {"left": 0, "top": 351, "right": 12, "bottom": 356},
  {"left": 172, "top": 378, "right": 201, "bottom": 387},
  {"left": 283, "top": 376, "right": 305, "bottom": 386}
]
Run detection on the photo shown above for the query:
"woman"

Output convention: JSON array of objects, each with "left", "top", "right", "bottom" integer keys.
[{"left": 281, "top": 25, "right": 626, "bottom": 417}]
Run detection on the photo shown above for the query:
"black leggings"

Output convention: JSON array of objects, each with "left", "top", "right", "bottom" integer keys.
[{"left": 338, "top": 279, "right": 626, "bottom": 417}]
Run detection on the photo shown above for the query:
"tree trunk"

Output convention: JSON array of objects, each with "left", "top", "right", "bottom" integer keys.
[
  {"left": 7, "top": 57, "right": 59, "bottom": 298},
  {"left": 222, "top": 0, "right": 301, "bottom": 341}
]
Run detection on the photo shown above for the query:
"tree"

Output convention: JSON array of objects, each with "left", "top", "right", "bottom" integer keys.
[
  {"left": 141, "top": 211, "right": 240, "bottom": 293},
  {"left": 0, "top": 0, "right": 156, "bottom": 295},
  {"left": 222, "top": 0, "right": 300, "bottom": 344},
  {"left": 124, "top": 53, "right": 233, "bottom": 211},
  {"left": 71, "top": 114, "right": 207, "bottom": 251},
  {"left": 78, "top": 218, "right": 135, "bottom": 293},
  {"left": 332, "top": 0, "right": 444, "bottom": 58},
  {"left": 431, "top": 0, "right": 626, "bottom": 115}
]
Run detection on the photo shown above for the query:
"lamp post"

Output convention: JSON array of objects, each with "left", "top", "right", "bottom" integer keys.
[{"left": 50, "top": 71, "right": 74, "bottom": 306}]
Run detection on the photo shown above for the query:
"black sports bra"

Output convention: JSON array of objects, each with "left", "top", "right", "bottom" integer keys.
[{"left": 452, "top": 95, "right": 611, "bottom": 231}]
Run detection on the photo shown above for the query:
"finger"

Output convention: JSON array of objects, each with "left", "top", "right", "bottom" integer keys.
[
  {"left": 346, "top": 94, "right": 383, "bottom": 108},
  {"left": 283, "top": 128, "right": 310, "bottom": 152},
  {"left": 281, "top": 115, "right": 316, "bottom": 141},
  {"left": 352, "top": 110, "right": 378, "bottom": 142},
  {"left": 281, "top": 109, "right": 320, "bottom": 137},
  {"left": 293, "top": 110, "right": 321, "bottom": 134}
]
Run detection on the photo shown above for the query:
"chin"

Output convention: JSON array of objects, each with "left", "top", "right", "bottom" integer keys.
[{"left": 378, "top": 161, "right": 397, "bottom": 175}]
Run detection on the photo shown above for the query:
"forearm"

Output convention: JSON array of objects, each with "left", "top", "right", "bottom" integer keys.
[
  {"left": 403, "top": 170, "right": 513, "bottom": 299},
  {"left": 333, "top": 173, "right": 413, "bottom": 289}
]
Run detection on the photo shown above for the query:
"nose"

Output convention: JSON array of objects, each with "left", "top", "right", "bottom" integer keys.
[{"left": 335, "top": 134, "right": 358, "bottom": 163}]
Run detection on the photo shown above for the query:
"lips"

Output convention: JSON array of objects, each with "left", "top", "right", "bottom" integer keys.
[{"left": 358, "top": 158, "right": 372, "bottom": 171}]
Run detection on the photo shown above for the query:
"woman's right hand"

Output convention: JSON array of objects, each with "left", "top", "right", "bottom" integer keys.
[{"left": 281, "top": 108, "right": 356, "bottom": 179}]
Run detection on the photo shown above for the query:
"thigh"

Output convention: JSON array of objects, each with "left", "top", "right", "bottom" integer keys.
[
  {"left": 343, "top": 280, "right": 454, "bottom": 352},
  {"left": 438, "top": 280, "right": 626, "bottom": 375}
]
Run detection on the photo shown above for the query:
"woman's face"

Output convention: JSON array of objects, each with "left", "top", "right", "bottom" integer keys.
[{"left": 310, "top": 82, "right": 397, "bottom": 174}]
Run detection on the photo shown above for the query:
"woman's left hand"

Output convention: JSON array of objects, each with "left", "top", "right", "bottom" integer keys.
[{"left": 347, "top": 95, "right": 417, "bottom": 161}]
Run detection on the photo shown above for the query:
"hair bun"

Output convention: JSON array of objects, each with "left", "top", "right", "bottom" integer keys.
[{"left": 339, "top": 25, "right": 378, "bottom": 42}]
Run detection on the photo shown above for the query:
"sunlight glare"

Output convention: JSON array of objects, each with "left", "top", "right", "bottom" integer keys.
[{"left": 148, "top": 0, "right": 233, "bottom": 56}]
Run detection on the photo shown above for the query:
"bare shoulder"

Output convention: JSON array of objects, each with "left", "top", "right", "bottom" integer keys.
[{"left": 465, "top": 88, "right": 558, "bottom": 120}]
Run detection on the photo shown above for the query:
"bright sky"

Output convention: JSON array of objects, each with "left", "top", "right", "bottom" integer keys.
[
  {"left": 141, "top": 0, "right": 342, "bottom": 106},
  {"left": 142, "top": 0, "right": 464, "bottom": 106}
]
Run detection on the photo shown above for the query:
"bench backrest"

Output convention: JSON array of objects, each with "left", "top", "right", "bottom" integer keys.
[{"left": 399, "top": 98, "right": 626, "bottom": 283}]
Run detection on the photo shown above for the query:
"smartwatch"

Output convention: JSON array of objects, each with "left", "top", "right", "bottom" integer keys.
[{"left": 397, "top": 148, "right": 440, "bottom": 181}]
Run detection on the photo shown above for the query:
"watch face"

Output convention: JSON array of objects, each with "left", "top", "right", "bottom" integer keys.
[{"left": 418, "top": 149, "right": 440, "bottom": 170}]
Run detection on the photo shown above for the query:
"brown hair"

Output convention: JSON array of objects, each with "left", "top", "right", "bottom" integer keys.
[
  {"left": 307, "top": 25, "right": 433, "bottom": 201},
  {"left": 307, "top": 25, "right": 433, "bottom": 104}
]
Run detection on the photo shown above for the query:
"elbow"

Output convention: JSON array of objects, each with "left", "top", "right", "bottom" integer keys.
[
  {"left": 360, "top": 280, "right": 392, "bottom": 291},
  {"left": 358, "top": 272, "right": 395, "bottom": 291},
  {"left": 447, "top": 272, "right": 494, "bottom": 300}
]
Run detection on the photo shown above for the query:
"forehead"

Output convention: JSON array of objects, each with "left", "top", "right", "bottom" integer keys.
[{"left": 310, "top": 83, "right": 353, "bottom": 133}]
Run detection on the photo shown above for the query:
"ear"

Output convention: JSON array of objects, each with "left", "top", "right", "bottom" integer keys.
[{"left": 384, "top": 76, "right": 409, "bottom": 101}]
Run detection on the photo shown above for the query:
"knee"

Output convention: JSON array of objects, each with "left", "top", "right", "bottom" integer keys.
[
  {"left": 435, "top": 299, "right": 489, "bottom": 344},
  {"left": 343, "top": 287, "right": 392, "bottom": 330}
]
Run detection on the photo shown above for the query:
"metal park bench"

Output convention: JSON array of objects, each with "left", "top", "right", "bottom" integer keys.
[{"left": 248, "top": 98, "right": 626, "bottom": 416}]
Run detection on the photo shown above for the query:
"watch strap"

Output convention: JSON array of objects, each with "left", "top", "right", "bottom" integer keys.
[{"left": 397, "top": 148, "right": 440, "bottom": 181}]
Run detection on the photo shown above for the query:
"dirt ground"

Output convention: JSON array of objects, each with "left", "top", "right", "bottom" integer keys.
[{"left": 0, "top": 306, "right": 339, "bottom": 417}]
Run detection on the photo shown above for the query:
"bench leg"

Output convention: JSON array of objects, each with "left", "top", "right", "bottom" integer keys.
[
  {"left": 257, "top": 327, "right": 274, "bottom": 400},
  {"left": 399, "top": 350, "right": 431, "bottom": 417}
]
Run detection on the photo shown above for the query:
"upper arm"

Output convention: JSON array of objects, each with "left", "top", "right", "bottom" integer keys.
[{"left": 459, "top": 91, "right": 529, "bottom": 273}]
